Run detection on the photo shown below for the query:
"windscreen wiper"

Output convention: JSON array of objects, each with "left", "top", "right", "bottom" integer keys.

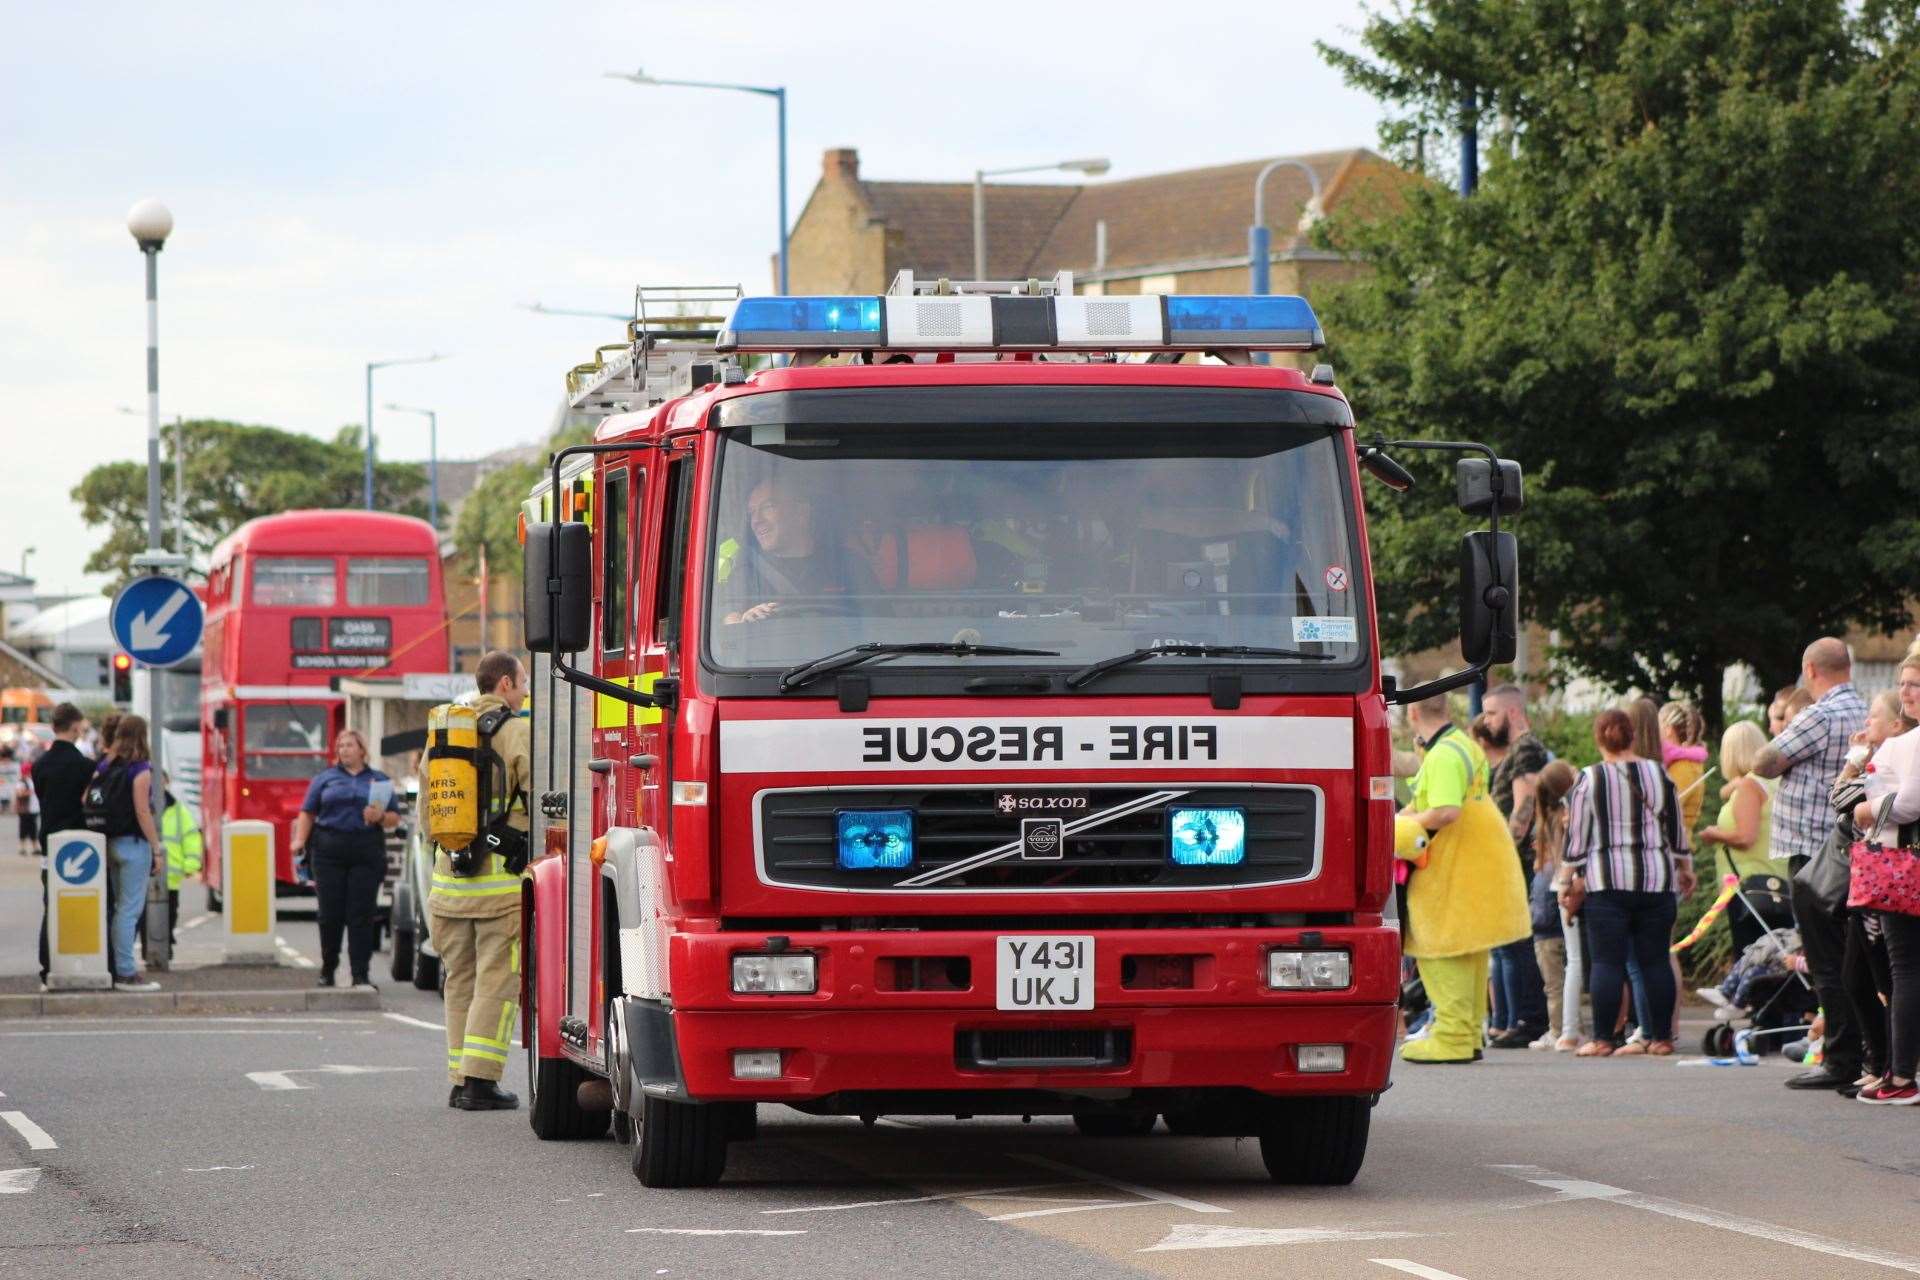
[
  {"left": 780, "top": 642, "right": 1062, "bottom": 692},
  {"left": 1065, "top": 643, "right": 1335, "bottom": 691}
]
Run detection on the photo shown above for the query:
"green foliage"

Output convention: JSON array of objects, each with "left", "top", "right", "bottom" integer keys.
[
  {"left": 73, "top": 420, "right": 426, "bottom": 586},
  {"left": 1531, "top": 710, "right": 1599, "bottom": 770},
  {"left": 450, "top": 419, "right": 593, "bottom": 574},
  {"left": 1317, "top": 2, "right": 1920, "bottom": 724}
]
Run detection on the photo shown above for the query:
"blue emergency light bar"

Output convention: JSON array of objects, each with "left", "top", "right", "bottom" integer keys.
[{"left": 716, "top": 292, "right": 1323, "bottom": 354}]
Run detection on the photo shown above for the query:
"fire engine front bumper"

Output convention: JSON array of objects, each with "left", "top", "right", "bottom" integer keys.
[{"left": 647, "top": 924, "right": 1400, "bottom": 1103}]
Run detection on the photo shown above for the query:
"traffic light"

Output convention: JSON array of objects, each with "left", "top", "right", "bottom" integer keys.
[{"left": 112, "top": 652, "right": 133, "bottom": 703}]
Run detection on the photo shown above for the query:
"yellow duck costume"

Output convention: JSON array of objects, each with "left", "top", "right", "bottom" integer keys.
[{"left": 1397, "top": 724, "right": 1532, "bottom": 1063}]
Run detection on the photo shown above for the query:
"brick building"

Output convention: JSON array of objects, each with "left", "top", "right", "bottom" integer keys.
[{"left": 787, "top": 147, "right": 1418, "bottom": 299}]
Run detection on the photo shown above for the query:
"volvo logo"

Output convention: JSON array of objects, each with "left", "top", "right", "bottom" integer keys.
[{"left": 1020, "top": 818, "right": 1064, "bottom": 861}]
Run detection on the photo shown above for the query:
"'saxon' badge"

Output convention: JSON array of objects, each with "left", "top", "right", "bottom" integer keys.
[{"left": 1020, "top": 818, "right": 1064, "bottom": 860}]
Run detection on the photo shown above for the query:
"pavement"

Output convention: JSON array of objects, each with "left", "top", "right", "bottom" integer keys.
[{"left": 5, "top": 850, "right": 1919, "bottom": 1279}]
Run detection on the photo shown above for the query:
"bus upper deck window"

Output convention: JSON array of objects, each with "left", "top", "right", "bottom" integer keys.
[
  {"left": 347, "top": 557, "right": 430, "bottom": 607},
  {"left": 253, "top": 557, "right": 337, "bottom": 607}
]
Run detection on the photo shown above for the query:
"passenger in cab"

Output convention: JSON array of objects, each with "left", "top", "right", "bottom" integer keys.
[{"left": 719, "top": 475, "right": 876, "bottom": 625}]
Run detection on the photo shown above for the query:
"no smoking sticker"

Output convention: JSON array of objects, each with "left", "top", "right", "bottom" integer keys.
[{"left": 1324, "top": 566, "right": 1349, "bottom": 592}]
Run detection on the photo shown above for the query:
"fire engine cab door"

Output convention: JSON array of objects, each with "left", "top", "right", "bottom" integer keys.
[{"left": 586, "top": 460, "right": 642, "bottom": 1039}]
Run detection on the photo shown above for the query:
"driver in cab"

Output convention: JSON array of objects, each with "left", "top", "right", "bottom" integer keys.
[{"left": 719, "top": 475, "right": 876, "bottom": 625}]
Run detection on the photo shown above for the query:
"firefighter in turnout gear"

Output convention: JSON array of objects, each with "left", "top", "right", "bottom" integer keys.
[{"left": 429, "top": 650, "right": 532, "bottom": 1112}]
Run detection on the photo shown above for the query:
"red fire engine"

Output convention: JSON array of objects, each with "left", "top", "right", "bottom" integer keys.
[{"left": 520, "top": 277, "right": 1519, "bottom": 1187}]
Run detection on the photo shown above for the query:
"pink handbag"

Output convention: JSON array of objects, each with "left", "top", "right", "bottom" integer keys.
[{"left": 1847, "top": 840, "right": 1920, "bottom": 916}]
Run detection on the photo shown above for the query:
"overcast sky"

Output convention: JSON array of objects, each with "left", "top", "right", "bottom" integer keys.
[{"left": 0, "top": 0, "right": 1389, "bottom": 599}]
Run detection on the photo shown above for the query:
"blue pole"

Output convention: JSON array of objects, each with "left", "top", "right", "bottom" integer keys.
[
  {"left": 776, "top": 87, "right": 789, "bottom": 294},
  {"left": 1459, "top": 88, "right": 1478, "bottom": 196},
  {"left": 1248, "top": 224, "right": 1271, "bottom": 296}
]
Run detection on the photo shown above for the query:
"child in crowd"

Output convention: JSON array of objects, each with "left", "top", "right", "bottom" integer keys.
[
  {"left": 1660, "top": 701, "right": 1710, "bottom": 831},
  {"left": 1530, "top": 760, "right": 1584, "bottom": 1050}
]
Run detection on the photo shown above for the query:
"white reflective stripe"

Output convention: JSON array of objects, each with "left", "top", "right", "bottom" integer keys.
[{"left": 202, "top": 685, "right": 347, "bottom": 705}]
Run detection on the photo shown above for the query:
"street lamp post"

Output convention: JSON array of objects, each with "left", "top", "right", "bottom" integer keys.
[
  {"left": 19, "top": 547, "right": 34, "bottom": 578},
  {"left": 1248, "top": 158, "right": 1324, "bottom": 296},
  {"left": 385, "top": 402, "right": 440, "bottom": 528},
  {"left": 364, "top": 354, "right": 448, "bottom": 510},
  {"left": 972, "top": 158, "right": 1111, "bottom": 281},
  {"left": 606, "top": 70, "right": 789, "bottom": 293},
  {"left": 125, "top": 196, "right": 175, "bottom": 971}
]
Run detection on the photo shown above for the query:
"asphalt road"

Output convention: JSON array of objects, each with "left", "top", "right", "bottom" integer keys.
[{"left": 5, "top": 858, "right": 1920, "bottom": 1279}]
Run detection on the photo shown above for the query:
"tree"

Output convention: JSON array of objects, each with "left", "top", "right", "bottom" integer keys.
[
  {"left": 1316, "top": 1, "right": 1920, "bottom": 725},
  {"left": 73, "top": 421, "right": 427, "bottom": 584},
  {"left": 450, "top": 419, "right": 592, "bottom": 575}
]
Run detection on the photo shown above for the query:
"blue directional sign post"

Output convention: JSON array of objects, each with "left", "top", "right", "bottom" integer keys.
[{"left": 110, "top": 574, "right": 203, "bottom": 669}]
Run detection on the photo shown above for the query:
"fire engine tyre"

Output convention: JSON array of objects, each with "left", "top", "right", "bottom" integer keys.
[
  {"left": 389, "top": 927, "right": 415, "bottom": 983},
  {"left": 1072, "top": 1112, "right": 1158, "bottom": 1137},
  {"left": 631, "top": 1096, "right": 730, "bottom": 1188},
  {"left": 1257, "top": 1097, "right": 1372, "bottom": 1186},
  {"left": 525, "top": 913, "right": 609, "bottom": 1141}
]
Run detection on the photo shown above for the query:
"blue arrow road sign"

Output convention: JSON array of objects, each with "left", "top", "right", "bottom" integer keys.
[
  {"left": 109, "top": 575, "right": 203, "bottom": 668},
  {"left": 54, "top": 840, "right": 101, "bottom": 886}
]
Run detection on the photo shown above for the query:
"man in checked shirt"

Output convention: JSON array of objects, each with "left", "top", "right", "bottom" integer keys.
[{"left": 1752, "top": 636, "right": 1867, "bottom": 1093}]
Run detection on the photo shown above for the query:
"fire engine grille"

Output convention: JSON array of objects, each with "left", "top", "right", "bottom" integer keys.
[
  {"left": 756, "top": 786, "right": 1319, "bottom": 891},
  {"left": 957, "top": 1028, "right": 1133, "bottom": 1071}
]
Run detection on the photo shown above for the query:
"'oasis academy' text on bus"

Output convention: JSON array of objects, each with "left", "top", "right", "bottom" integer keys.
[
  {"left": 518, "top": 278, "right": 1521, "bottom": 1188},
  {"left": 200, "top": 511, "right": 449, "bottom": 897}
]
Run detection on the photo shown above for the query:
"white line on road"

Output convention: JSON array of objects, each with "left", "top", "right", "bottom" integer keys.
[
  {"left": 382, "top": 1012, "right": 446, "bottom": 1031},
  {"left": 1, "top": 1112, "right": 56, "bottom": 1151},
  {"left": 1013, "top": 1154, "right": 1230, "bottom": 1215},
  {"left": 1140, "top": 1225, "right": 1421, "bottom": 1253},
  {"left": 763, "top": 1181, "right": 1074, "bottom": 1215},
  {"left": 183, "top": 1165, "right": 255, "bottom": 1173},
  {"left": 274, "top": 936, "right": 317, "bottom": 969},
  {"left": 180, "top": 913, "right": 212, "bottom": 930},
  {"left": 626, "top": 1228, "right": 808, "bottom": 1237},
  {"left": 989, "top": 1199, "right": 1158, "bottom": 1223},
  {"left": 245, "top": 1065, "right": 415, "bottom": 1092},
  {"left": 1491, "top": 1165, "right": 1920, "bottom": 1275},
  {"left": 0, "top": 1167, "right": 44, "bottom": 1194},
  {"left": 1371, "top": 1261, "right": 1472, "bottom": 1280}
]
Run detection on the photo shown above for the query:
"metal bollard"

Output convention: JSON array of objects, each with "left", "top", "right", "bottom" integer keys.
[
  {"left": 45, "top": 830, "right": 112, "bottom": 990},
  {"left": 222, "top": 819, "right": 278, "bottom": 964}
]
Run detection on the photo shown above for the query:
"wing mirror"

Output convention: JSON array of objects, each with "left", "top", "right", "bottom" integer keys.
[{"left": 523, "top": 521, "right": 592, "bottom": 654}]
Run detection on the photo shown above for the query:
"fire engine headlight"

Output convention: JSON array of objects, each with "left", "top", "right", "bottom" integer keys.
[
  {"left": 1168, "top": 807, "right": 1246, "bottom": 866},
  {"left": 1267, "top": 949, "right": 1351, "bottom": 990},
  {"left": 732, "top": 953, "right": 818, "bottom": 995},
  {"left": 836, "top": 810, "right": 914, "bottom": 870}
]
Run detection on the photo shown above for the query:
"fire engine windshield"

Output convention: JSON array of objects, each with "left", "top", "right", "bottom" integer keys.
[{"left": 705, "top": 417, "right": 1366, "bottom": 681}]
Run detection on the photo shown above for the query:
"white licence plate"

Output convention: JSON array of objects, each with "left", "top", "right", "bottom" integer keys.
[{"left": 995, "top": 935, "right": 1095, "bottom": 1011}]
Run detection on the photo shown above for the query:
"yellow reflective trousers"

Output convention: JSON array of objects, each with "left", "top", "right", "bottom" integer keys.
[{"left": 430, "top": 910, "right": 520, "bottom": 1083}]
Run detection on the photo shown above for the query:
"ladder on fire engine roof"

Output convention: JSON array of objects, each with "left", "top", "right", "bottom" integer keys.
[
  {"left": 565, "top": 284, "right": 743, "bottom": 419},
  {"left": 886, "top": 269, "right": 1076, "bottom": 297}
]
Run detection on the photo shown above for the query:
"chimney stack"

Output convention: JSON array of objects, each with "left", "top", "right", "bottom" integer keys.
[{"left": 823, "top": 148, "right": 859, "bottom": 182}]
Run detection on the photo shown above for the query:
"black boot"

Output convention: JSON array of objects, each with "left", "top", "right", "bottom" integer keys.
[
  {"left": 316, "top": 971, "right": 336, "bottom": 989},
  {"left": 448, "top": 1084, "right": 462, "bottom": 1108},
  {"left": 453, "top": 1078, "right": 520, "bottom": 1111}
]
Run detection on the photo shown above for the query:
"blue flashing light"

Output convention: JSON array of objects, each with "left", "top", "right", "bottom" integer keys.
[
  {"left": 1168, "top": 807, "right": 1247, "bottom": 866},
  {"left": 727, "top": 296, "right": 883, "bottom": 343},
  {"left": 836, "top": 809, "right": 915, "bottom": 870},
  {"left": 1164, "top": 295, "right": 1323, "bottom": 348}
]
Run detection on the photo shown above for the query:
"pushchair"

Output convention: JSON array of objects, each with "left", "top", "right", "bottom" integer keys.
[{"left": 1696, "top": 875, "right": 1817, "bottom": 1058}]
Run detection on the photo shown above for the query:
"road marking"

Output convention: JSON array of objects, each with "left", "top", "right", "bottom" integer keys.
[
  {"left": 1014, "top": 1154, "right": 1230, "bottom": 1215},
  {"left": 1, "top": 1029, "right": 327, "bottom": 1038},
  {"left": 1, "top": 1112, "right": 56, "bottom": 1151},
  {"left": 181, "top": 913, "right": 212, "bottom": 931},
  {"left": 274, "top": 936, "right": 317, "bottom": 969},
  {"left": 1491, "top": 1165, "right": 1920, "bottom": 1275},
  {"left": 1371, "top": 1261, "right": 1471, "bottom": 1280},
  {"left": 184, "top": 1165, "right": 255, "bottom": 1173},
  {"left": 1141, "top": 1225, "right": 1420, "bottom": 1253},
  {"left": 989, "top": 1199, "right": 1158, "bottom": 1223},
  {"left": 763, "top": 1181, "right": 1074, "bottom": 1215},
  {"left": 383, "top": 1012, "right": 446, "bottom": 1031},
  {"left": 245, "top": 1065, "right": 415, "bottom": 1092},
  {"left": 0, "top": 1167, "right": 44, "bottom": 1194},
  {"left": 626, "top": 1228, "right": 807, "bottom": 1237}
]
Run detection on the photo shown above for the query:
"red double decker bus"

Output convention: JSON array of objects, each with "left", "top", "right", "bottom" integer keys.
[{"left": 200, "top": 511, "right": 448, "bottom": 895}]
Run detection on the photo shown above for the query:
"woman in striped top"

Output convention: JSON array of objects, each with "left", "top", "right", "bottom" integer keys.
[{"left": 1560, "top": 708, "right": 1697, "bottom": 1056}]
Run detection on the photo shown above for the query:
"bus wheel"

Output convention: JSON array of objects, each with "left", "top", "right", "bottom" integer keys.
[
  {"left": 525, "top": 913, "right": 608, "bottom": 1141},
  {"left": 631, "top": 1096, "right": 730, "bottom": 1188},
  {"left": 1073, "top": 1112, "right": 1158, "bottom": 1137},
  {"left": 1257, "top": 1097, "right": 1371, "bottom": 1185},
  {"left": 389, "top": 926, "right": 415, "bottom": 983}
]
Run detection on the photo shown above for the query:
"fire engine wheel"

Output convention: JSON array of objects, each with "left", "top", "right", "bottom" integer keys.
[
  {"left": 389, "top": 927, "right": 415, "bottom": 983},
  {"left": 1072, "top": 1112, "right": 1158, "bottom": 1137},
  {"left": 1257, "top": 1096, "right": 1372, "bottom": 1185},
  {"left": 411, "top": 949, "right": 440, "bottom": 991},
  {"left": 526, "top": 916, "right": 610, "bottom": 1141},
  {"left": 631, "top": 1097, "right": 731, "bottom": 1188}
]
